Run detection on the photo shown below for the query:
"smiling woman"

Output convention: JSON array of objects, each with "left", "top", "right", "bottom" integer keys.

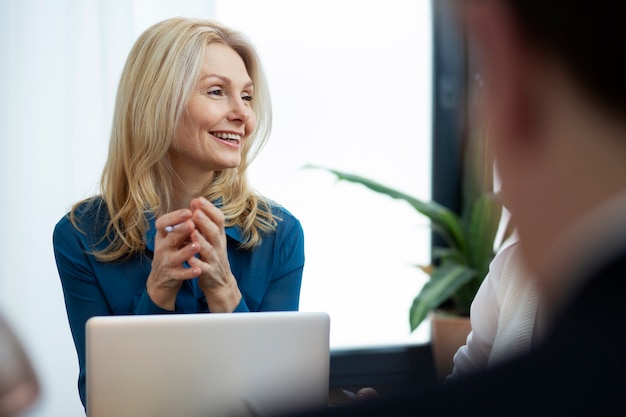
[
  {"left": 170, "top": 43, "right": 256, "bottom": 186},
  {"left": 51, "top": 17, "right": 305, "bottom": 410},
  {"left": 0, "top": 2, "right": 433, "bottom": 415}
]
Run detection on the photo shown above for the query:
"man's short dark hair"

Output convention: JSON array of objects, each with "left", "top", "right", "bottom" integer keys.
[{"left": 506, "top": 0, "right": 626, "bottom": 115}]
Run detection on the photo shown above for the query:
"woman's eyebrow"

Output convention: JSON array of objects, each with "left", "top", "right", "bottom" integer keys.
[{"left": 202, "top": 73, "right": 254, "bottom": 89}]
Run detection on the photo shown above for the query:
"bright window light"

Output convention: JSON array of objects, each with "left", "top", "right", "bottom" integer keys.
[{"left": 216, "top": 0, "right": 434, "bottom": 349}]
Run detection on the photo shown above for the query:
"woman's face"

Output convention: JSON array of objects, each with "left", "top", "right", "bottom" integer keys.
[{"left": 170, "top": 42, "right": 256, "bottom": 184}]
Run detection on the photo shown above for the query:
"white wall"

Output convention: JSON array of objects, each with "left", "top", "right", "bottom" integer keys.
[{"left": 0, "top": 1, "right": 432, "bottom": 416}]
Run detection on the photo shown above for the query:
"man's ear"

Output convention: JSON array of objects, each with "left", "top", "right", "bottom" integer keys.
[{"left": 465, "top": 0, "right": 536, "bottom": 147}]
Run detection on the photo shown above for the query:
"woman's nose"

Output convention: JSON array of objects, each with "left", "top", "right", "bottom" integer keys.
[{"left": 227, "top": 98, "right": 250, "bottom": 123}]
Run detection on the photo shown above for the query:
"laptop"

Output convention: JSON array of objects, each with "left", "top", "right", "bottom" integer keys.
[{"left": 85, "top": 311, "right": 330, "bottom": 417}]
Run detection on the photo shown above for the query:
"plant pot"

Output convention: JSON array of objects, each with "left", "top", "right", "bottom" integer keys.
[{"left": 430, "top": 312, "right": 471, "bottom": 382}]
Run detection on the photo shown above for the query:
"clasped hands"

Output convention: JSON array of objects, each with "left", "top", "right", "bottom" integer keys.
[{"left": 147, "top": 196, "right": 241, "bottom": 312}]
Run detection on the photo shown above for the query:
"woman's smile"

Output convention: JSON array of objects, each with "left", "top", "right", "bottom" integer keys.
[{"left": 211, "top": 131, "right": 242, "bottom": 148}]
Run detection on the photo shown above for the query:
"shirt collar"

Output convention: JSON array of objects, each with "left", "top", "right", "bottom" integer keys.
[{"left": 225, "top": 226, "right": 244, "bottom": 243}]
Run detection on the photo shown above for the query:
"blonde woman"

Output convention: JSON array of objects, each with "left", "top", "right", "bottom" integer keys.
[{"left": 52, "top": 18, "right": 304, "bottom": 408}]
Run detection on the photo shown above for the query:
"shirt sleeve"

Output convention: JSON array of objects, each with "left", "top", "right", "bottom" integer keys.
[
  {"left": 445, "top": 243, "right": 514, "bottom": 382},
  {"left": 52, "top": 215, "right": 168, "bottom": 408},
  {"left": 52, "top": 216, "right": 110, "bottom": 408},
  {"left": 258, "top": 215, "right": 305, "bottom": 311},
  {"left": 135, "top": 289, "right": 188, "bottom": 314},
  {"left": 233, "top": 296, "right": 250, "bottom": 312}
]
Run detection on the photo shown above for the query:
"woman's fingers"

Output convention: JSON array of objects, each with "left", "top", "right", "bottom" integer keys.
[
  {"left": 155, "top": 208, "right": 193, "bottom": 236},
  {"left": 189, "top": 197, "right": 226, "bottom": 245},
  {"left": 152, "top": 209, "right": 201, "bottom": 282},
  {"left": 189, "top": 199, "right": 229, "bottom": 271},
  {"left": 188, "top": 229, "right": 226, "bottom": 276}
]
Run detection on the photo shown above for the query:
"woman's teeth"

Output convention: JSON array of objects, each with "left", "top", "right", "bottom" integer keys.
[{"left": 212, "top": 132, "right": 241, "bottom": 142}]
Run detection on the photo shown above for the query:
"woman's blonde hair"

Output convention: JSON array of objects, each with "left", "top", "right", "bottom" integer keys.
[{"left": 71, "top": 17, "right": 277, "bottom": 261}]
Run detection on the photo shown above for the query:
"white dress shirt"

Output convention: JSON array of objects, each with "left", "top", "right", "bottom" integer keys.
[{"left": 445, "top": 240, "right": 540, "bottom": 381}]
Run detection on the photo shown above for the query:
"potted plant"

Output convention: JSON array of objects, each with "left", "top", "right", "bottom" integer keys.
[{"left": 306, "top": 129, "right": 510, "bottom": 378}]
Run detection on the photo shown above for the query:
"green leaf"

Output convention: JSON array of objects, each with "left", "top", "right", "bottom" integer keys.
[
  {"left": 467, "top": 194, "right": 502, "bottom": 274},
  {"left": 409, "top": 262, "right": 476, "bottom": 331},
  {"left": 303, "top": 163, "right": 501, "bottom": 332},
  {"left": 431, "top": 246, "right": 467, "bottom": 265},
  {"left": 304, "top": 164, "right": 467, "bottom": 251}
]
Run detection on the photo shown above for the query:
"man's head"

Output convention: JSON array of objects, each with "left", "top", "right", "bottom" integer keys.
[
  {"left": 500, "top": 0, "right": 626, "bottom": 116},
  {"left": 464, "top": 0, "right": 626, "bottom": 294}
]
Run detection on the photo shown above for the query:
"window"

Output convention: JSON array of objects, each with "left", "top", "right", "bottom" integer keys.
[{"left": 216, "top": 0, "right": 434, "bottom": 348}]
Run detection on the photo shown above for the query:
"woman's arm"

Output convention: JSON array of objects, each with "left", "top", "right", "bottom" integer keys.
[
  {"left": 259, "top": 213, "right": 305, "bottom": 311},
  {"left": 52, "top": 216, "right": 112, "bottom": 408}
]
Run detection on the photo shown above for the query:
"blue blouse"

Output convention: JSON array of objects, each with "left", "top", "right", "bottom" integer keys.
[{"left": 52, "top": 198, "right": 304, "bottom": 407}]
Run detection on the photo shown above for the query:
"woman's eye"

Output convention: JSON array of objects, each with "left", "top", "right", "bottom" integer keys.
[
  {"left": 207, "top": 88, "right": 223, "bottom": 96},
  {"left": 242, "top": 94, "right": 253, "bottom": 102}
]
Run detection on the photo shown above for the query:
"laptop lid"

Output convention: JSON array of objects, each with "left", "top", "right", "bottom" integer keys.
[{"left": 85, "top": 311, "right": 330, "bottom": 417}]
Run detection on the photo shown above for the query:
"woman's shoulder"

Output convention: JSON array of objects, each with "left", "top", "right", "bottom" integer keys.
[
  {"left": 268, "top": 200, "right": 295, "bottom": 218},
  {"left": 267, "top": 201, "right": 302, "bottom": 229},
  {"left": 55, "top": 196, "right": 108, "bottom": 233},
  {"left": 258, "top": 200, "right": 303, "bottom": 245}
]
